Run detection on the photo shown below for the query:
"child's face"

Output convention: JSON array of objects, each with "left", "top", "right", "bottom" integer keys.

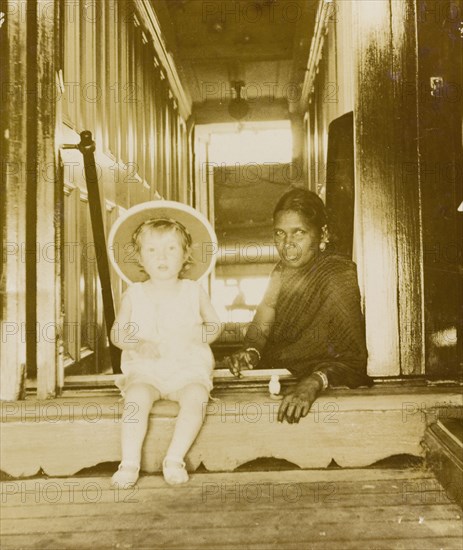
[{"left": 137, "top": 228, "right": 187, "bottom": 281}]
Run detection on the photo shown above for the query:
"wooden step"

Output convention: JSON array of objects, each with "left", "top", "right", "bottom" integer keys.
[
  {"left": 423, "top": 408, "right": 463, "bottom": 508},
  {"left": 1, "top": 386, "right": 461, "bottom": 478}
]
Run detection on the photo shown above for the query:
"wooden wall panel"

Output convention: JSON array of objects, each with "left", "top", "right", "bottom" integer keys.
[
  {"left": 54, "top": 1, "right": 192, "bottom": 383},
  {"left": 391, "top": 0, "right": 425, "bottom": 375},
  {"left": 36, "top": 0, "right": 60, "bottom": 398},
  {"left": 416, "top": 0, "right": 462, "bottom": 378},
  {"left": 0, "top": 0, "right": 28, "bottom": 400},
  {"left": 304, "top": 0, "right": 458, "bottom": 380},
  {"left": 334, "top": 0, "right": 354, "bottom": 115},
  {"left": 353, "top": 0, "right": 401, "bottom": 376},
  {"left": 2, "top": 0, "right": 192, "bottom": 395}
]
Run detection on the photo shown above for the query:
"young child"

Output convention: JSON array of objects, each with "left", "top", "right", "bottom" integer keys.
[{"left": 107, "top": 201, "right": 221, "bottom": 487}]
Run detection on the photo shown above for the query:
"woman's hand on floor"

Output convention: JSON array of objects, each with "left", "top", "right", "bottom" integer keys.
[{"left": 277, "top": 375, "right": 323, "bottom": 424}]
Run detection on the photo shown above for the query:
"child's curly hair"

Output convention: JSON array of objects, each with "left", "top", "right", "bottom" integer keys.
[{"left": 132, "top": 218, "right": 195, "bottom": 276}]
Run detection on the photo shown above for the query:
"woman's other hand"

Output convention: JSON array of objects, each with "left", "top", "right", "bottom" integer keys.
[
  {"left": 277, "top": 375, "right": 323, "bottom": 423},
  {"left": 223, "top": 349, "right": 259, "bottom": 378}
]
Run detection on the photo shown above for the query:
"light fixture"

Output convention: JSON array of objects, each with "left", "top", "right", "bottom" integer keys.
[
  {"left": 211, "top": 20, "right": 225, "bottom": 33},
  {"left": 228, "top": 81, "right": 249, "bottom": 120}
]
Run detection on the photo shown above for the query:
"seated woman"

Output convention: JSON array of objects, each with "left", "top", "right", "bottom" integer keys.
[{"left": 223, "top": 187, "right": 373, "bottom": 423}]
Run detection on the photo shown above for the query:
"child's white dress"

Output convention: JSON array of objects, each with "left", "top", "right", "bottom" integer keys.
[{"left": 116, "top": 279, "right": 215, "bottom": 397}]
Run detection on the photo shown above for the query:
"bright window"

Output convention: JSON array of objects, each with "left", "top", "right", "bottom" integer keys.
[{"left": 208, "top": 125, "right": 292, "bottom": 165}]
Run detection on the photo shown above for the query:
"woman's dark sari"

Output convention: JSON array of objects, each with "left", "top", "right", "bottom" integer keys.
[{"left": 245, "top": 250, "right": 373, "bottom": 388}]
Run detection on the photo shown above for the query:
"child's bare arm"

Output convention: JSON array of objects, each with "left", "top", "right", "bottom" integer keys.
[
  {"left": 111, "top": 289, "right": 161, "bottom": 357},
  {"left": 198, "top": 286, "right": 222, "bottom": 345},
  {"left": 110, "top": 291, "right": 139, "bottom": 351}
]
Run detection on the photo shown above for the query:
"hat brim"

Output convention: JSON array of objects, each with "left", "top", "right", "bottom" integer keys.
[{"left": 108, "top": 201, "right": 218, "bottom": 284}]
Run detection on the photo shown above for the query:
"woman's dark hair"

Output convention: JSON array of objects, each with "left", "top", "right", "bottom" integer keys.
[{"left": 273, "top": 187, "right": 328, "bottom": 232}]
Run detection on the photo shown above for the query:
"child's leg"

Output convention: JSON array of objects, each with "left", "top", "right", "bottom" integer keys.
[
  {"left": 164, "top": 383, "right": 209, "bottom": 466},
  {"left": 120, "top": 383, "right": 160, "bottom": 465}
]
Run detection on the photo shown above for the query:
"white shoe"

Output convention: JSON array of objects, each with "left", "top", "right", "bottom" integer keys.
[
  {"left": 111, "top": 462, "right": 140, "bottom": 488},
  {"left": 162, "top": 456, "right": 189, "bottom": 485}
]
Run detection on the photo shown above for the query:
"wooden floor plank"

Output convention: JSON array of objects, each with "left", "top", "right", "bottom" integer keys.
[
  {"left": 0, "top": 474, "right": 442, "bottom": 500},
  {"left": 1, "top": 535, "right": 462, "bottom": 550},
  {"left": 1, "top": 469, "right": 461, "bottom": 549},
  {"left": 2, "top": 510, "right": 462, "bottom": 536},
  {"left": 0, "top": 466, "right": 438, "bottom": 492},
  {"left": 1, "top": 487, "right": 460, "bottom": 514},
  {"left": 2, "top": 499, "right": 461, "bottom": 520},
  {"left": 1, "top": 522, "right": 462, "bottom": 548},
  {"left": 1, "top": 478, "right": 457, "bottom": 508},
  {"left": 1, "top": 476, "right": 458, "bottom": 512}
]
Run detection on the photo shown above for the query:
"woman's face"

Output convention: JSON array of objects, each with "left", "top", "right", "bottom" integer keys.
[{"left": 273, "top": 210, "right": 320, "bottom": 268}]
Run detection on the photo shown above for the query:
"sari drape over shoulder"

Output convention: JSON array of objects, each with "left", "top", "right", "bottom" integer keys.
[{"left": 245, "top": 251, "right": 372, "bottom": 388}]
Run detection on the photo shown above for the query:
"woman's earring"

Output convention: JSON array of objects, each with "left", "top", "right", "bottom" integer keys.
[{"left": 319, "top": 225, "right": 329, "bottom": 252}]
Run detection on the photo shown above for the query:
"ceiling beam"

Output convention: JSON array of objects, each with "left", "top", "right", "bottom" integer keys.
[
  {"left": 137, "top": 0, "right": 192, "bottom": 120},
  {"left": 176, "top": 44, "right": 292, "bottom": 62},
  {"left": 193, "top": 98, "right": 289, "bottom": 125}
]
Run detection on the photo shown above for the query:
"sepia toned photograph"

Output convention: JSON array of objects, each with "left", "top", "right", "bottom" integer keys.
[{"left": 0, "top": 0, "right": 462, "bottom": 548}]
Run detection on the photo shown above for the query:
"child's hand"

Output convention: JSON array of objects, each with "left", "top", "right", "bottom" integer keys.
[{"left": 138, "top": 340, "right": 161, "bottom": 359}]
